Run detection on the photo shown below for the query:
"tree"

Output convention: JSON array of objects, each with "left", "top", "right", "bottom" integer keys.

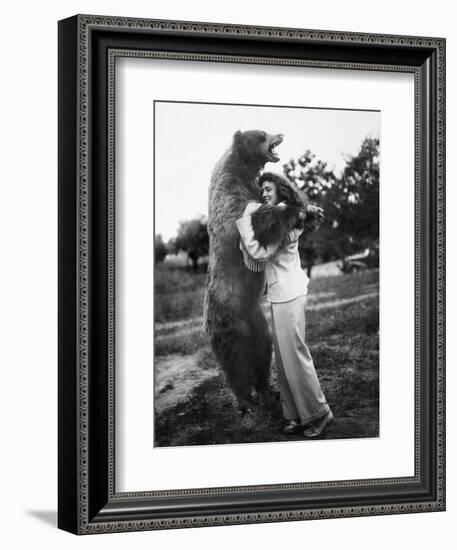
[
  {"left": 283, "top": 150, "right": 338, "bottom": 271},
  {"left": 154, "top": 234, "right": 168, "bottom": 263},
  {"left": 284, "top": 137, "right": 380, "bottom": 264},
  {"left": 174, "top": 216, "right": 209, "bottom": 270},
  {"left": 341, "top": 136, "right": 379, "bottom": 244}
]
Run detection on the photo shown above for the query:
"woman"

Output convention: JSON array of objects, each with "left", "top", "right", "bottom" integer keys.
[{"left": 236, "top": 172, "right": 333, "bottom": 438}]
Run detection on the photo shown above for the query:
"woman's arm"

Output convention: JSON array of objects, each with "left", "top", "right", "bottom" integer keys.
[
  {"left": 237, "top": 201, "right": 325, "bottom": 260},
  {"left": 250, "top": 203, "right": 303, "bottom": 248},
  {"left": 236, "top": 213, "right": 280, "bottom": 261}
]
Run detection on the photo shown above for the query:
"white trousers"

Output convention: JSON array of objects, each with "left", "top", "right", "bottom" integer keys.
[{"left": 270, "top": 295, "right": 329, "bottom": 424}]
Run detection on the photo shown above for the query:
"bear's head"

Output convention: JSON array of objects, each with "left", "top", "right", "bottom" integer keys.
[{"left": 233, "top": 130, "right": 284, "bottom": 165}]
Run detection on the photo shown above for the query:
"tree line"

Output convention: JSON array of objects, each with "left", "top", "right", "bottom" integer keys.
[
  {"left": 155, "top": 136, "right": 379, "bottom": 273},
  {"left": 284, "top": 136, "right": 379, "bottom": 273},
  {"left": 155, "top": 216, "right": 209, "bottom": 270}
]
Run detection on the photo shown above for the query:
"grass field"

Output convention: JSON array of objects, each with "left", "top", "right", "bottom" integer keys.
[{"left": 154, "top": 262, "right": 379, "bottom": 447}]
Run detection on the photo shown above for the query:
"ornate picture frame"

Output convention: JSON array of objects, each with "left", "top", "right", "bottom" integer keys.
[{"left": 58, "top": 14, "right": 445, "bottom": 534}]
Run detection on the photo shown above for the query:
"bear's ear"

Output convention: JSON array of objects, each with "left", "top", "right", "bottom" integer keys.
[{"left": 233, "top": 130, "right": 243, "bottom": 142}]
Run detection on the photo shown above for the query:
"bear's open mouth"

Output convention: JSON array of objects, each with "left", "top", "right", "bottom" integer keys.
[{"left": 268, "top": 135, "right": 283, "bottom": 161}]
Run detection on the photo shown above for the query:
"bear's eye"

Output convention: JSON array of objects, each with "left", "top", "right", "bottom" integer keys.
[{"left": 258, "top": 132, "right": 267, "bottom": 142}]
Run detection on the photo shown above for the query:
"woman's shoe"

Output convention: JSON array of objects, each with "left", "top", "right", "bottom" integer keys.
[
  {"left": 283, "top": 420, "right": 301, "bottom": 435},
  {"left": 303, "top": 410, "right": 334, "bottom": 438}
]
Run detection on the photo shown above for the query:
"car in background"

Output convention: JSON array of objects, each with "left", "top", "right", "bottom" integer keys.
[{"left": 340, "top": 246, "right": 379, "bottom": 273}]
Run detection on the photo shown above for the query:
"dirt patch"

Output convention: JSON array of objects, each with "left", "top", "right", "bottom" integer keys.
[
  {"left": 154, "top": 352, "right": 219, "bottom": 414},
  {"left": 309, "top": 291, "right": 378, "bottom": 311}
]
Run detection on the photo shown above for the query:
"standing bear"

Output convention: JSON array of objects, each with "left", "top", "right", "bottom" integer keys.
[{"left": 204, "top": 130, "right": 305, "bottom": 412}]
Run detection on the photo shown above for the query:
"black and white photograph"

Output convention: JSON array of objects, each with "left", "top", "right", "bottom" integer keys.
[
  {"left": 153, "top": 101, "right": 380, "bottom": 447},
  {"left": 0, "top": 0, "right": 450, "bottom": 543}
]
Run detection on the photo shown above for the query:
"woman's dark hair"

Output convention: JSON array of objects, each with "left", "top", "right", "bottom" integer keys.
[{"left": 257, "top": 172, "right": 304, "bottom": 207}]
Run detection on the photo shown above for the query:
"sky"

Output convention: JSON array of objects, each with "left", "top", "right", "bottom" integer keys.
[{"left": 155, "top": 101, "right": 380, "bottom": 241}]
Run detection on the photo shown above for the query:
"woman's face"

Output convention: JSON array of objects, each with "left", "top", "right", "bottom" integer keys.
[{"left": 261, "top": 180, "right": 278, "bottom": 205}]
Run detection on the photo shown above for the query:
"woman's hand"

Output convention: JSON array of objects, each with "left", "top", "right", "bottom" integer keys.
[
  {"left": 305, "top": 204, "right": 325, "bottom": 225},
  {"left": 299, "top": 204, "right": 325, "bottom": 232}
]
